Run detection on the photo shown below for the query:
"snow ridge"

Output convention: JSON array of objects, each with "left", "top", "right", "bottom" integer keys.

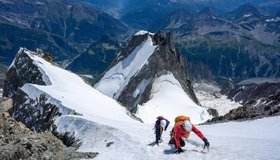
[
  {"left": 136, "top": 72, "right": 210, "bottom": 125},
  {"left": 95, "top": 35, "right": 157, "bottom": 99}
]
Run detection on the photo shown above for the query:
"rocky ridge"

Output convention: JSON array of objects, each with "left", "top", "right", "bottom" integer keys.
[
  {"left": 207, "top": 80, "right": 280, "bottom": 123},
  {"left": 0, "top": 98, "right": 97, "bottom": 160},
  {"left": 3, "top": 48, "right": 77, "bottom": 133}
]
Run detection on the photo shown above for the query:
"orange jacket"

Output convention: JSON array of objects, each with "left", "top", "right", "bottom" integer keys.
[{"left": 173, "top": 121, "right": 206, "bottom": 148}]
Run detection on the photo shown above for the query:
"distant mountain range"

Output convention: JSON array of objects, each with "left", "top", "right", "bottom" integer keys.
[
  {"left": 65, "top": 35, "right": 123, "bottom": 81},
  {"left": 149, "top": 4, "right": 280, "bottom": 81},
  {"left": 65, "top": 0, "right": 280, "bottom": 82},
  {"left": 0, "top": 0, "right": 130, "bottom": 65},
  {"left": 0, "top": 0, "right": 279, "bottom": 86},
  {"left": 78, "top": 0, "right": 280, "bottom": 29}
]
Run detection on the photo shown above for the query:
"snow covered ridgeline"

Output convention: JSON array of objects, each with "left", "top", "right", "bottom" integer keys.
[
  {"left": 6, "top": 48, "right": 136, "bottom": 125},
  {"left": 5, "top": 48, "right": 163, "bottom": 158},
  {"left": 3, "top": 47, "right": 204, "bottom": 159},
  {"left": 95, "top": 31, "right": 210, "bottom": 124},
  {"left": 95, "top": 32, "right": 157, "bottom": 99}
]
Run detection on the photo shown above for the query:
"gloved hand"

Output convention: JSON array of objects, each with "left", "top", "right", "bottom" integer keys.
[
  {"left": 203, "top": 138, "right": 210, "bottom": 147},
  {"left": 177, "top": 147, "right": 184, "bottom": 153}
]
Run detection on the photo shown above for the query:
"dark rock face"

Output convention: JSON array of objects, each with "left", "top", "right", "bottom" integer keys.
[
  {"left": 208, "top": 93, "right": 280, "bottom": 123},
  {"left": 208, "top": 81, "right": 280, "bottom": 122},
  {"left": 11, "top": 91, "right": 62, "bottom": 132},
  {"left": 117, "top": 31, "right": 199, "bottom": 112},
  {"left": 0, "top": 98, "right": 97, "bottom": 160},
  {"left": 0, "top": 64, "right": 7, "bottom": 88},
  {"left": 3, "top": 48, "right": 46, "bottom": 97},
  {"left": 221, "top": 82, "right": 280, "bottom": 105},
  {"left": 207, "top": 108, "right": 219, "bottom": 117}
]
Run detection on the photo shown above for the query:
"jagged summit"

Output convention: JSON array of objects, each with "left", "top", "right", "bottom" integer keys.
[
  {"left": 197, "top": 7, "right": 217, "bottom": 19},
  {"left": 227, "top": 3, "right": 263, "bottom": 21},
  {"left": 95, "top": 31, "right": 209, "bottom": 123}
]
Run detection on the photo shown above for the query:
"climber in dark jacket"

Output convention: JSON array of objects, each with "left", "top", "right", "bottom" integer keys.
[{"left": 154, "top": 116, "right": 170, "bottom": 146}]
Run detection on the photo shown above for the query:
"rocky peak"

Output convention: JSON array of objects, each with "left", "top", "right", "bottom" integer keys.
[
  {"left": 152, "top": 31, "right": 171, "bottom": 46},
  {"left": 3, "top": 48, "right": 48, "bottom": 97},
  {"left": 96, "top": 31, "right": 200, "bottom": 113},
  {"left": 110, "top": 31, "right": 151, "bottom": 67},
  {"left": 227, "top": 3, "right": 263, "bottom": 21},
  {"left": 3, "top": 48, "right": 69, "bottom": 132},
  {"left": 197, "top": 7, "right": 217, "bottom": 19}
]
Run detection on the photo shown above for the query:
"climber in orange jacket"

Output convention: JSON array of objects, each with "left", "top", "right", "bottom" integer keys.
[{"left": 172, "top": 115, "right": 210, "bottom": 153}]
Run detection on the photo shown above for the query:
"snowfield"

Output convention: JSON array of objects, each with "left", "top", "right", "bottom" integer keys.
[
  {"left": 194, "top": 83, "right": 241, "bottom": 116},
  {"left": 56, "top": 114, "right": 280, "bottom": 160},
  {"left": 136, "top": 73, "right": 210, "bottom": 124},
  {"left": 13, "top": 49, "right": 280, "bottom": 160}
]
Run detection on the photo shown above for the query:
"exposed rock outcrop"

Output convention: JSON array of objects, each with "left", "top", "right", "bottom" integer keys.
[
  {"left": 123, "top": 31, "right": 199, "bottom": 112},
  {"left": 3, "top": 48, "right": 81, "bottom": 146},
  {"left": 221, "top": 81, "right": 280, "bottom": 105},
  {"left": 0, "top": 98, "right": 97, "bottom": 160},
  {"left": 207, "top": 92, "right": 280, "bottom": 123},
  {"left": 3, "top": 48, "right": 47, "bottom": 97},
  {"left": 207, "top": 80, "right": 280, "bottom": 123}
]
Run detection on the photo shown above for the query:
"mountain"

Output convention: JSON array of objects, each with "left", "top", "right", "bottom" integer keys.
[
  {"left": 170, "top": 0, "right": 280, "bottom": 13},
  {"left": 72, "top": 0, "right": 126, "bottom": 18},
  {"left": 95, "top": 31, "right": 210, "bottom": 123},
  {"left": 0, "top": 0, "right": 130, "bottom": 66},
  {"left": 221, "top": 78, "right": 280, "bottom": 105},
  {"left": 149, "top": 5, "right": 280, "bottom": 82},
  {"left": 65, "top": 35, "right": 122, "bottom": 82},
  {"left": 3, "top": 48, "right": 135, "bottom": 127},
  {"left": 227, "top": 4, "right": 280, "bottom": 45},
  {"left": 2, "top": 48, "right": 154, "bottom": 159},
  {"left": 207, "top": 78, "right": 280, "bottom": 122},
  {"left": 2, "top": 47, "right": 211, "bottom": 159},
  {"left": 75, "top": 0, "right": 279, "bottom": 30},
  {"left": 2, "top": 49, "right": 280, "bottom": 159},
  {"left": 258, "top": 0, "right": 280, "bottom": 15},
  {"left": 226, "top": 3, "right": 263, "bottom": 22}
]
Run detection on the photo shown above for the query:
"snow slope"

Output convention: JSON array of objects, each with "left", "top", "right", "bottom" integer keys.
[
  {"left": 194, "top": 83, "right": 241, "bottom": 116},
  {"left": 95, "top": 35, "right": 157, "bottom": 99},
  {"left": 56, "top": 113, "right": 280, "bottom": 160},
  {"left": 14, "top": 49, "right": 280, "bottom": 160},
  {"left": 20, "top": 50, "right": 134, "bottom": 124},
  {"left": 136, "top": 72, "right": 210, "bottom": 124}
]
